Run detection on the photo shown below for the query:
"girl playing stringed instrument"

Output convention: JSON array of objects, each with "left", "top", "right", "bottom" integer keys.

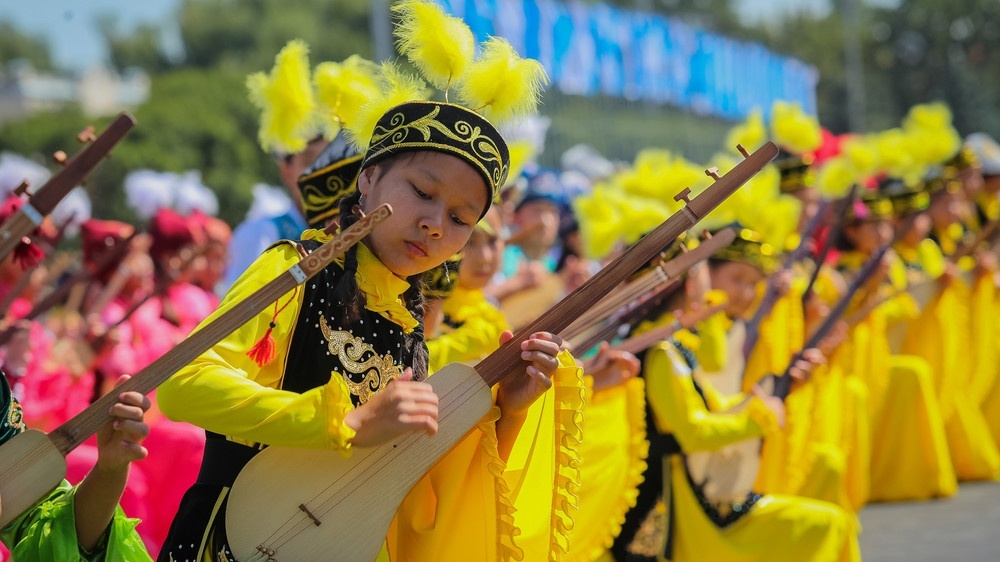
[{"left": 156, "top": 3, "right": 580, "bottom": 561}]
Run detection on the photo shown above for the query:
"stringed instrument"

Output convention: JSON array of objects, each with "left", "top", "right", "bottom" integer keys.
[
  {"left": 566, "top": 228, "right": 737, "bottom": 355},
  {"left": 687, "top": 242, "right": 894, "bottom": 505},
  {"left": 0, "top": 205, "right": 390, "bottom": 529},
  {"left": 0, "top": 114, "right": 135, "bottom": 264},
  {"left": 224, "top": 142, "right": 779, "bottom": 562}
]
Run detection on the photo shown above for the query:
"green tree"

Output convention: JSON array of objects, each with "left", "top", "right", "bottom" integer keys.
[{"left": 0, "top": 21, "right": 53, "bottom": 70}]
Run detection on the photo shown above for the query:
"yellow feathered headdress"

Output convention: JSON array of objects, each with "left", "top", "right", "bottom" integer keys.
[
  {"left": 246, "top": 40, "right": 321, "bottom": 155},
  {"left": 770, "top": 100, "right": 822, "bottom": 155},
  {"left": 344, "top": 0, "right": 548, "bottom": 151}
]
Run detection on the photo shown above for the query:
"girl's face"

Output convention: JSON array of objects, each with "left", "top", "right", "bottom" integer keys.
[
  {"left": 709, "top": 261, "right": 765, "bottom": 319},
  {"left": 894, "top": 212, "right": 931, "bottom": 248},
  {"left": 359, "top": 152, "right": 487, "bottom": 278},
  {"left": 927, "top": 191, "right": 963, "bottom": 228},
  {"left": 458, "top": 209, "right": 504, "bottom": 291},
  {"left": 845, "top": 219, "right": 891, "bottom": 255}
]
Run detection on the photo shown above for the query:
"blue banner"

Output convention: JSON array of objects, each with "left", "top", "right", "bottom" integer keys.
[{"left": 438, "top": 0, "right": 818, "bottom": 120}]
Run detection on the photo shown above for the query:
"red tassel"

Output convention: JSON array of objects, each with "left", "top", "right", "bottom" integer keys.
[
  {"left": 245, "top": 286, "right": 297, "bottom": 368},
  {"left": 247, "top": 321, "right": 278, "bottom": 367},
  {"left": 14, "top": 238, "right": 43, "bottom": 270}
]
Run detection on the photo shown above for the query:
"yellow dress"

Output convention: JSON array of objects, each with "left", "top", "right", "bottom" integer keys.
[
  {"left": 837, "top": 250, "right": 956, "bottom": 501},
  {"left": 896, "top": 242, "right": 1000, "bottom": 483},
  {"left": 566, "top": 376, "right": 649, "bottom": 562},
  {"left": 428, "top": 284, "right": 588, "bottom": 561},
  {"left": 629, "top": 340, "right": 859, "bottom": 562},
  {"left": 158, "top": 233, "right": 584, "bottom": 562},
  {"left": 428, "top": 286, "right": 509, "bottom": 372}
]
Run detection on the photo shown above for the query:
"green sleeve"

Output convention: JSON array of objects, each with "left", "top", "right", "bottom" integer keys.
[{"left": 1, "top": 480, "right": 152, "bottom": 562}]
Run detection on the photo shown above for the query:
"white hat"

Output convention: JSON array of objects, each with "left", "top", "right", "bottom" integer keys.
[
  {"left": 125, "top": 169, "right": 176, "bottom": 220},
  {"left": 966, "top": 133, "right": 1000, "bottom": 177},
  {"left": 244, "top": 183, "right": 293, "bottom": 222},
  {"left": 0, "top": 152, "right": 51, "bottom": 197},
  {"left": 173, "top": 171, "right": 219, "bottom": 216},
  {"left": 50, "top": 187, "right": 92, "bottom": 238}
]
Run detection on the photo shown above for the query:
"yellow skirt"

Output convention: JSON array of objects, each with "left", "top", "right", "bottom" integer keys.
[
  {"left": 670, "top": 456, "right": 859, "bottom": 562},
  {"left": 869, "top": 355, "right": 956, "bottom": 501},
  {"left": 568, "top": 379, "right": 649, "bottom": 561}
]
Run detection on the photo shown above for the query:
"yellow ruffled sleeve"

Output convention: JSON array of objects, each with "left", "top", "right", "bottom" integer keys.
[
  {"left": 698, "top": 376, "right": 749, "bottom": 413},
  {"left": 645, "top": 343, "right": 775, "bottom": 453},
  {"left": 504, "top": 349, "right": 586, "bottom": 560},
  {"left": 158, "top": 242, "right": 356, "bottom": 450},
  {"left": 693, "top": 307, "right": 729, "bottom": 373}
]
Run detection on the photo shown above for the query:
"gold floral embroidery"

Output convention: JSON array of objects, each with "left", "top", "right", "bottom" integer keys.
[
  {"left": 7, "top": 395, "right": 25, "bottom": 434},
  {"left": 320, "top": 314, "right": 402, "bottom": 405}
]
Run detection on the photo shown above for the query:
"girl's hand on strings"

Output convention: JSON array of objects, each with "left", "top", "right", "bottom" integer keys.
[
  {"left": 96, "top": 375, "right": 151, "bottom": 472},
  {"left": 586, "top": 342, "right": 640, "bottom": 392},
  {"left": 345, "top": 368, "right": 439, "bottom": 447},
  {"left": 750, "top": 385, "right": 786, "bottom": 429},
  {"left": 496, "top": 330, "right": 564, "bottom": 415}
]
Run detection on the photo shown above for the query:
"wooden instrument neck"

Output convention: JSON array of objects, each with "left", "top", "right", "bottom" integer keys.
[{"left": 475, "top": 143, "right": 779, "bottom": 387}]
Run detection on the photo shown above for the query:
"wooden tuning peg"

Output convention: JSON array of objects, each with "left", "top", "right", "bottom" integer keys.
[
  {"left": 705, "top": 167, "right": 720, "bottom": 181},
  {"left": 13, "top": 180, "right": 31, "bottom": 197},
  {"left": 77, "top": 125, "right": 97, "bottom": 144},
  {"left": 737, "top": 144, "right": 750, "bottom": 158},
  {"left": 53, "top": 150, "right": 68, "bottom": 167},
  {"left": 673, "top": 187, "right": 693, "bottom": 205}
]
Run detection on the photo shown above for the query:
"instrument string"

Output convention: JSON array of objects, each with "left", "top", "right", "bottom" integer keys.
[{"left": 254, "top": 373, "right": 486, "bottom": 552}]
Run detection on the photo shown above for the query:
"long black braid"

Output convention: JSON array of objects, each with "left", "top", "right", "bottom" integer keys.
[{"left": 333, "top": 154, "right": 429, "bottom": 381}]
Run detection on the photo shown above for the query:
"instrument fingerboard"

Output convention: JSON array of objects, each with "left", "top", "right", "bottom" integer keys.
[{"left": 475, "top": 143, "right": 779, "bottom": 387}]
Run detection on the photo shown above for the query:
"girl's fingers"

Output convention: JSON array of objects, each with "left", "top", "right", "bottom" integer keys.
[
  {"left": 399, "top": 414, "right": 438, "bottom": 436},
  {"left": 114, "top": 419, "right": 151, "bottom": 440},
  {"left": 525, "top": 366, "right": 554, "bottom": 390},
  {"left": 520, "top": 351, "right": 559, "bottom": 373},
  {"left": 399, "top": 402, "right": 439, "bottom": 419},
  {"left": 116, "top": 391, "right": 151, "bottom": 411},
  {"left": 109, "top": 403, "right": 145, "bottom": 422}
]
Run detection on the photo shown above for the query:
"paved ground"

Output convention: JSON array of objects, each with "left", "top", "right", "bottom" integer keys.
[{"left": 859, "top": 481, "right": 1000, "bottom": 561}]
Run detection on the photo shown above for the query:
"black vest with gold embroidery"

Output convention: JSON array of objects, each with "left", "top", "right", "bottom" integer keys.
[
  {"left": 281, "top": 239, "right": 415, "bottom": 405},
  {"left": 1, "top": 369, "right": 26, "bottom": 445},
  {"left": 166, "top": 241, "right": 424, "bottom": 562}
]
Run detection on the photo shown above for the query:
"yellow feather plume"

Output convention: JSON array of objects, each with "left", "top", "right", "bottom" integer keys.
[
  {"left": 725, "top": 108, "right": 767, "bottom": 155},
  {"left": 391, "top": 0, "right": 475, "bottom": 91},
  {"left": 343, "top": 62, "right": 428, "bottom": 152},
  {"left": 770, "top": 100, "right": 822, "bottom": 155},
  {"left": 815, "top": 156, "right": 857, "bottom": 198},
  {"left": 620, "top": 195, "right": 672, "bottom": 245},
  {"left": 246, "top": 40, "right": 318, "bottom": 154},
  {"left": 840, "top": 136, "right": 878, "bottom": 178},
  {"left": 505, "top": 140, "right": 536, "bottom": 189},
  {"left": 901, "top": 102, "right": 960, "bottom": 167},
  {"left": 314, "top": 55, "right": 381, "bottom": 137},
  {"left": 454, "top": 37, "right": 548, "bottom": 127},
  {"left": 619, "top": 149, "right": 707, "bottom": 210},
  {"left": 574, "top": 185, "right": 625, "bottom": 260},
  {"left": 755, "top": 194, "right": 802, "bottom": 250}
]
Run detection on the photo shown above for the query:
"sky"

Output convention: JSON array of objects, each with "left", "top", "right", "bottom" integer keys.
[{"left": 0, "top": 0, "right": 889, "bottom": 73}]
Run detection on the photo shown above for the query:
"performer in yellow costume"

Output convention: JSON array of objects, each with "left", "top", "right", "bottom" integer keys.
[
  {"left": 610, "top": 234, "right": 859, "bottom": 562},
  {"left": 156, "top": 5, "right": 584, "bottom": 560},
  {"left": 897, "top": 171, "right": 1000, "bottom": 483},
  {"left": 835, "top": 190, "right": 956, "bottom": 501}
]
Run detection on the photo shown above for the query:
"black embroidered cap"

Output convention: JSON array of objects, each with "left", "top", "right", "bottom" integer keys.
[
  {"left": 709, "top": 226, "right": 779, "bottom": 274},
  {"left": 361, "top": 100, "right": 509, "bottom": 216},
  {"left": 297, "top": 131, "right": 364, "bottom": 226}
]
